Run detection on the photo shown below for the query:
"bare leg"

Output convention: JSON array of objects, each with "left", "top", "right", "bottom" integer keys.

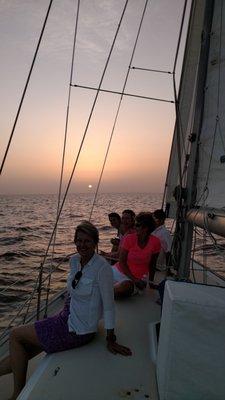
[
  {"left": 0, "top": 355, "right": 11, "bottom": 376},
  {"left": 149, "top": 266, "right": 156, "bottom": 283},
  {"left": 8, "top": 323, "right": 43, "bottom": 399},
  {"left": 0, "top": 347, "right": 41, "bottom": 377},
  {"left": 114, "top": 280, "right": 134, "bottom": 299}
]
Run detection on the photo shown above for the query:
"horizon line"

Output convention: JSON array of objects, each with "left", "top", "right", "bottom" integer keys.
[{"left": 0, "top": 191, "right": 163, "bottom": 196}]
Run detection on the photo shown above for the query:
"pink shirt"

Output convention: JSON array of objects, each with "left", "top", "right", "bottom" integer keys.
[
  {"left": 119, "top": 228, "right": 136, "bottom": 248},
  {"left": 116, "top": 233, "right": 161, "bottom": 279}
]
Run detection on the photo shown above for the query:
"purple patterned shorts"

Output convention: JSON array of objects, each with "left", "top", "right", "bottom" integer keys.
[{"left": 35, "top": 297, "right": 95, "bottom": 354}]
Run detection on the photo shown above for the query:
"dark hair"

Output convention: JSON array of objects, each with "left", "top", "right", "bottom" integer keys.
[
  {"left": 135, "top": 212, "right": 156, "bottom": 234},
  {"left": 108, "top": 212, "right": 121, "bottom": 221},
  {"left": 153, "top": 209, "right": 166, "bottom": 222},
  {"left": 122, "top": 209, "right": 135, "bottom": 218},
  {"left": 74, "top": 221, "right": 99, "bottom": 245}
]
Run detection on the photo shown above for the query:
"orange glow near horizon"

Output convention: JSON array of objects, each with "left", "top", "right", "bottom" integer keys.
[
  {"left": 0, "top": 0, "right": 187, "bottom": 195},
  {"left": 1, "top": 101, "right": 175, "bottom": 194}
]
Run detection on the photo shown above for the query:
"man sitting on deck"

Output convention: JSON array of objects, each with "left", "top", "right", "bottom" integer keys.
[{"left": 152, "top": 209, "right": 173, "bottom": 277}]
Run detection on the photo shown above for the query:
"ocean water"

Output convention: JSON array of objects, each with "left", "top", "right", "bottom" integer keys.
[
  {"left": 0, "top": 192, "right": 225, "bottom": 335},
  {"left": 0, "top": 192, "right": 163, "bottom": 332}
]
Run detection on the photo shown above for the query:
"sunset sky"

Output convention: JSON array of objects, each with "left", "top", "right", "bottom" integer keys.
[{"left": 0, "top": 0, "right": 190, "bottom": 194}]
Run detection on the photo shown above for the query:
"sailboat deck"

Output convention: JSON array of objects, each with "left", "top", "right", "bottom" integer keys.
[{"left": 16, "top": 287, "right": 161, "bottom": 400}]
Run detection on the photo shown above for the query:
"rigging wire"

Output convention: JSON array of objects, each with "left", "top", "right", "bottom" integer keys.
[
  {"left": 163, "top": 1, "right": 224, "bottom": 279},
  {"left": 171, "top": 0, "right": 188, "bottom": 185},
  {"left": 161, "top": 0, "right": 188, "bottom": 207},
  {"left": 0, "top": 280, "right": 40, "bottom": 341},
  {"left": 22, "top": 270, "right": 42, "bottom": 323},
  {"left": 0, "top": 0, "right": 54, "bottom": 176},
  {"left": 0, "top": 252, "right": 73, "bottom": 300},
  {"left": 218, "top": 119, "right": 225, "bottom": 153},
  {"left": 216, "top": 0, "right": 223, "bottom": 115},
  {"left": 187, "top": 207, "right": 225, "bottom": 279},
  {"left": 202, "top": 211, "right": 225, "bottom": 260},
  {"left": 89, "top": 0, "right": 149, "bottom": 221},
  {"left": 202, "top": 217, "right": 208, "bottom": 284},
  {"left": 71, "top": 84, "right": 174, "bottom": 103},
  {"left": 43, "top": 0, "right": 81, "bottom": 318},
  {"left": 161, "top": 0, "right": 190, "bottom": 272},
  {"left": 0, "top": 251, "right": 75, "bottom": 332},
  {"left": 195, "top": 0, "right": 223, "bottom": 210},
  {"left": 0, "top": 278, "right": 26, "bottom": 295},
  {"left": 190, "top": 227, "right": 197, "bottom": 283},
  {"left": 172, "top": 0, "right": 188, "bottom": 93},
  {"left": 185, "top": 205, "right": 225, "bottom": 274},
  {"left": 203, "top": 119, "right": 218, "bottom": 190},
  {"left": 0, "top": 0, "right": 130, "bottom": 330},
  {"left": 1, "top": 0, "right": 169, "bottom": 320},
  {"left": 131, "top": 66, "right": 172, "bottom": 74},
  {"left": 33, "top": 0, "right": 130, "bottom": 316},
  {"left": 178, "top": 37, "right": 203, "bottom": 196},
  {"left": 2, "top": 1, "right": 225, "bottom": 338},
  {"left": 164, "top": 1, "right": 211, "bottom": 213}
]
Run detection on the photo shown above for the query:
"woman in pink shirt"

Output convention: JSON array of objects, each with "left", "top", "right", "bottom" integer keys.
[{"left": 112, "top": 212, "right": 161, "bottom": 298}]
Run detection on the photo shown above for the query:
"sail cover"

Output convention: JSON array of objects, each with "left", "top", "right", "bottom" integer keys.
[
  {"left": 165, "top": 0, "right": 206, "bottom": 217},
  {"left": 196, "top": 0, "right": 225, "bottom": 209}
]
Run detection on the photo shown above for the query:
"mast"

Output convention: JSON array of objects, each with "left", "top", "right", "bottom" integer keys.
[{"left": 176, "top": 0, "right": 214, "bottom": 279}]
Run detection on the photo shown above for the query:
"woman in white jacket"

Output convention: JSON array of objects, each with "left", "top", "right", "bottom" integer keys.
[{"left": 0, "top": 221, "right": 131, "bottom": 399}]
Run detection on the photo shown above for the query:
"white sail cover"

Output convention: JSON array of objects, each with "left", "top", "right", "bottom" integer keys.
[
  {"left": 196, "top": 0, "right": 225, "bottom": 209},
  {"left": 165, "top": 0, "right": 206, "bottom": 217},
  {"left": 157, "top": 280, "right": 225, "bottom": 400}
]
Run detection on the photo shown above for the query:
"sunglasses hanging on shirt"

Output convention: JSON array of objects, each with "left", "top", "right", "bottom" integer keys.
[{"left": 72, "top": 270, "right": 82, "bottom": 289}]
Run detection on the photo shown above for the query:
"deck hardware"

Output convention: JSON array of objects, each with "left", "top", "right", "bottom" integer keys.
[
  {"left": 210, "top": 58, "right": 218, "bottom": 65},
  {"left": 144, "top": 395, "right": 150, "bottom": 398},
  {"left": 188, "top": 133, "right": 197, "bottom": 143},
  {"left": 53, "top": 366, "right": 60, "bottom": 376},
  {"left": 173, "top": 185, "right": 187, "bottom": 201},
  {"left": 207, "top": 212, "right": 215, "bottom": 219}
]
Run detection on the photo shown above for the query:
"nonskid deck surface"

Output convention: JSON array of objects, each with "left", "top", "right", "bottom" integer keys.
[
  {"left": 0, "top": 267, "right": 223, "bottom": 399},
  {"left": 15, "top": 288, "right": 161, "bottom": 400}
]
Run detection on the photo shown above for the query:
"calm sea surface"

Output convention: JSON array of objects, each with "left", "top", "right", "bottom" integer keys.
[
  {"left": 0, "top": 192, "right": 225, "bottom": 334},
  {"left": 0, "top": 192, "right": 163, "bottom": 332}
]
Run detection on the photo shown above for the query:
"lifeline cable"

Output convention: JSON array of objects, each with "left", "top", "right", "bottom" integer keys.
[{"left": 0, "top": 0, "right": 54, "bottom": 175}]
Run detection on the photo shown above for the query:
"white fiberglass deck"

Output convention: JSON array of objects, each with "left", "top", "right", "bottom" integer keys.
[{"left": 17, "top": 288, "right": 161, "bottom": 400}]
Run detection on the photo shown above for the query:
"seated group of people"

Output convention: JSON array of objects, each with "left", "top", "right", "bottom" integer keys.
[
  {"left": 0, "top": 210, "right": 172, "bottom": 399},
  {"left": 101, "top": 208, "right": 172, "bottom": 298}
]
